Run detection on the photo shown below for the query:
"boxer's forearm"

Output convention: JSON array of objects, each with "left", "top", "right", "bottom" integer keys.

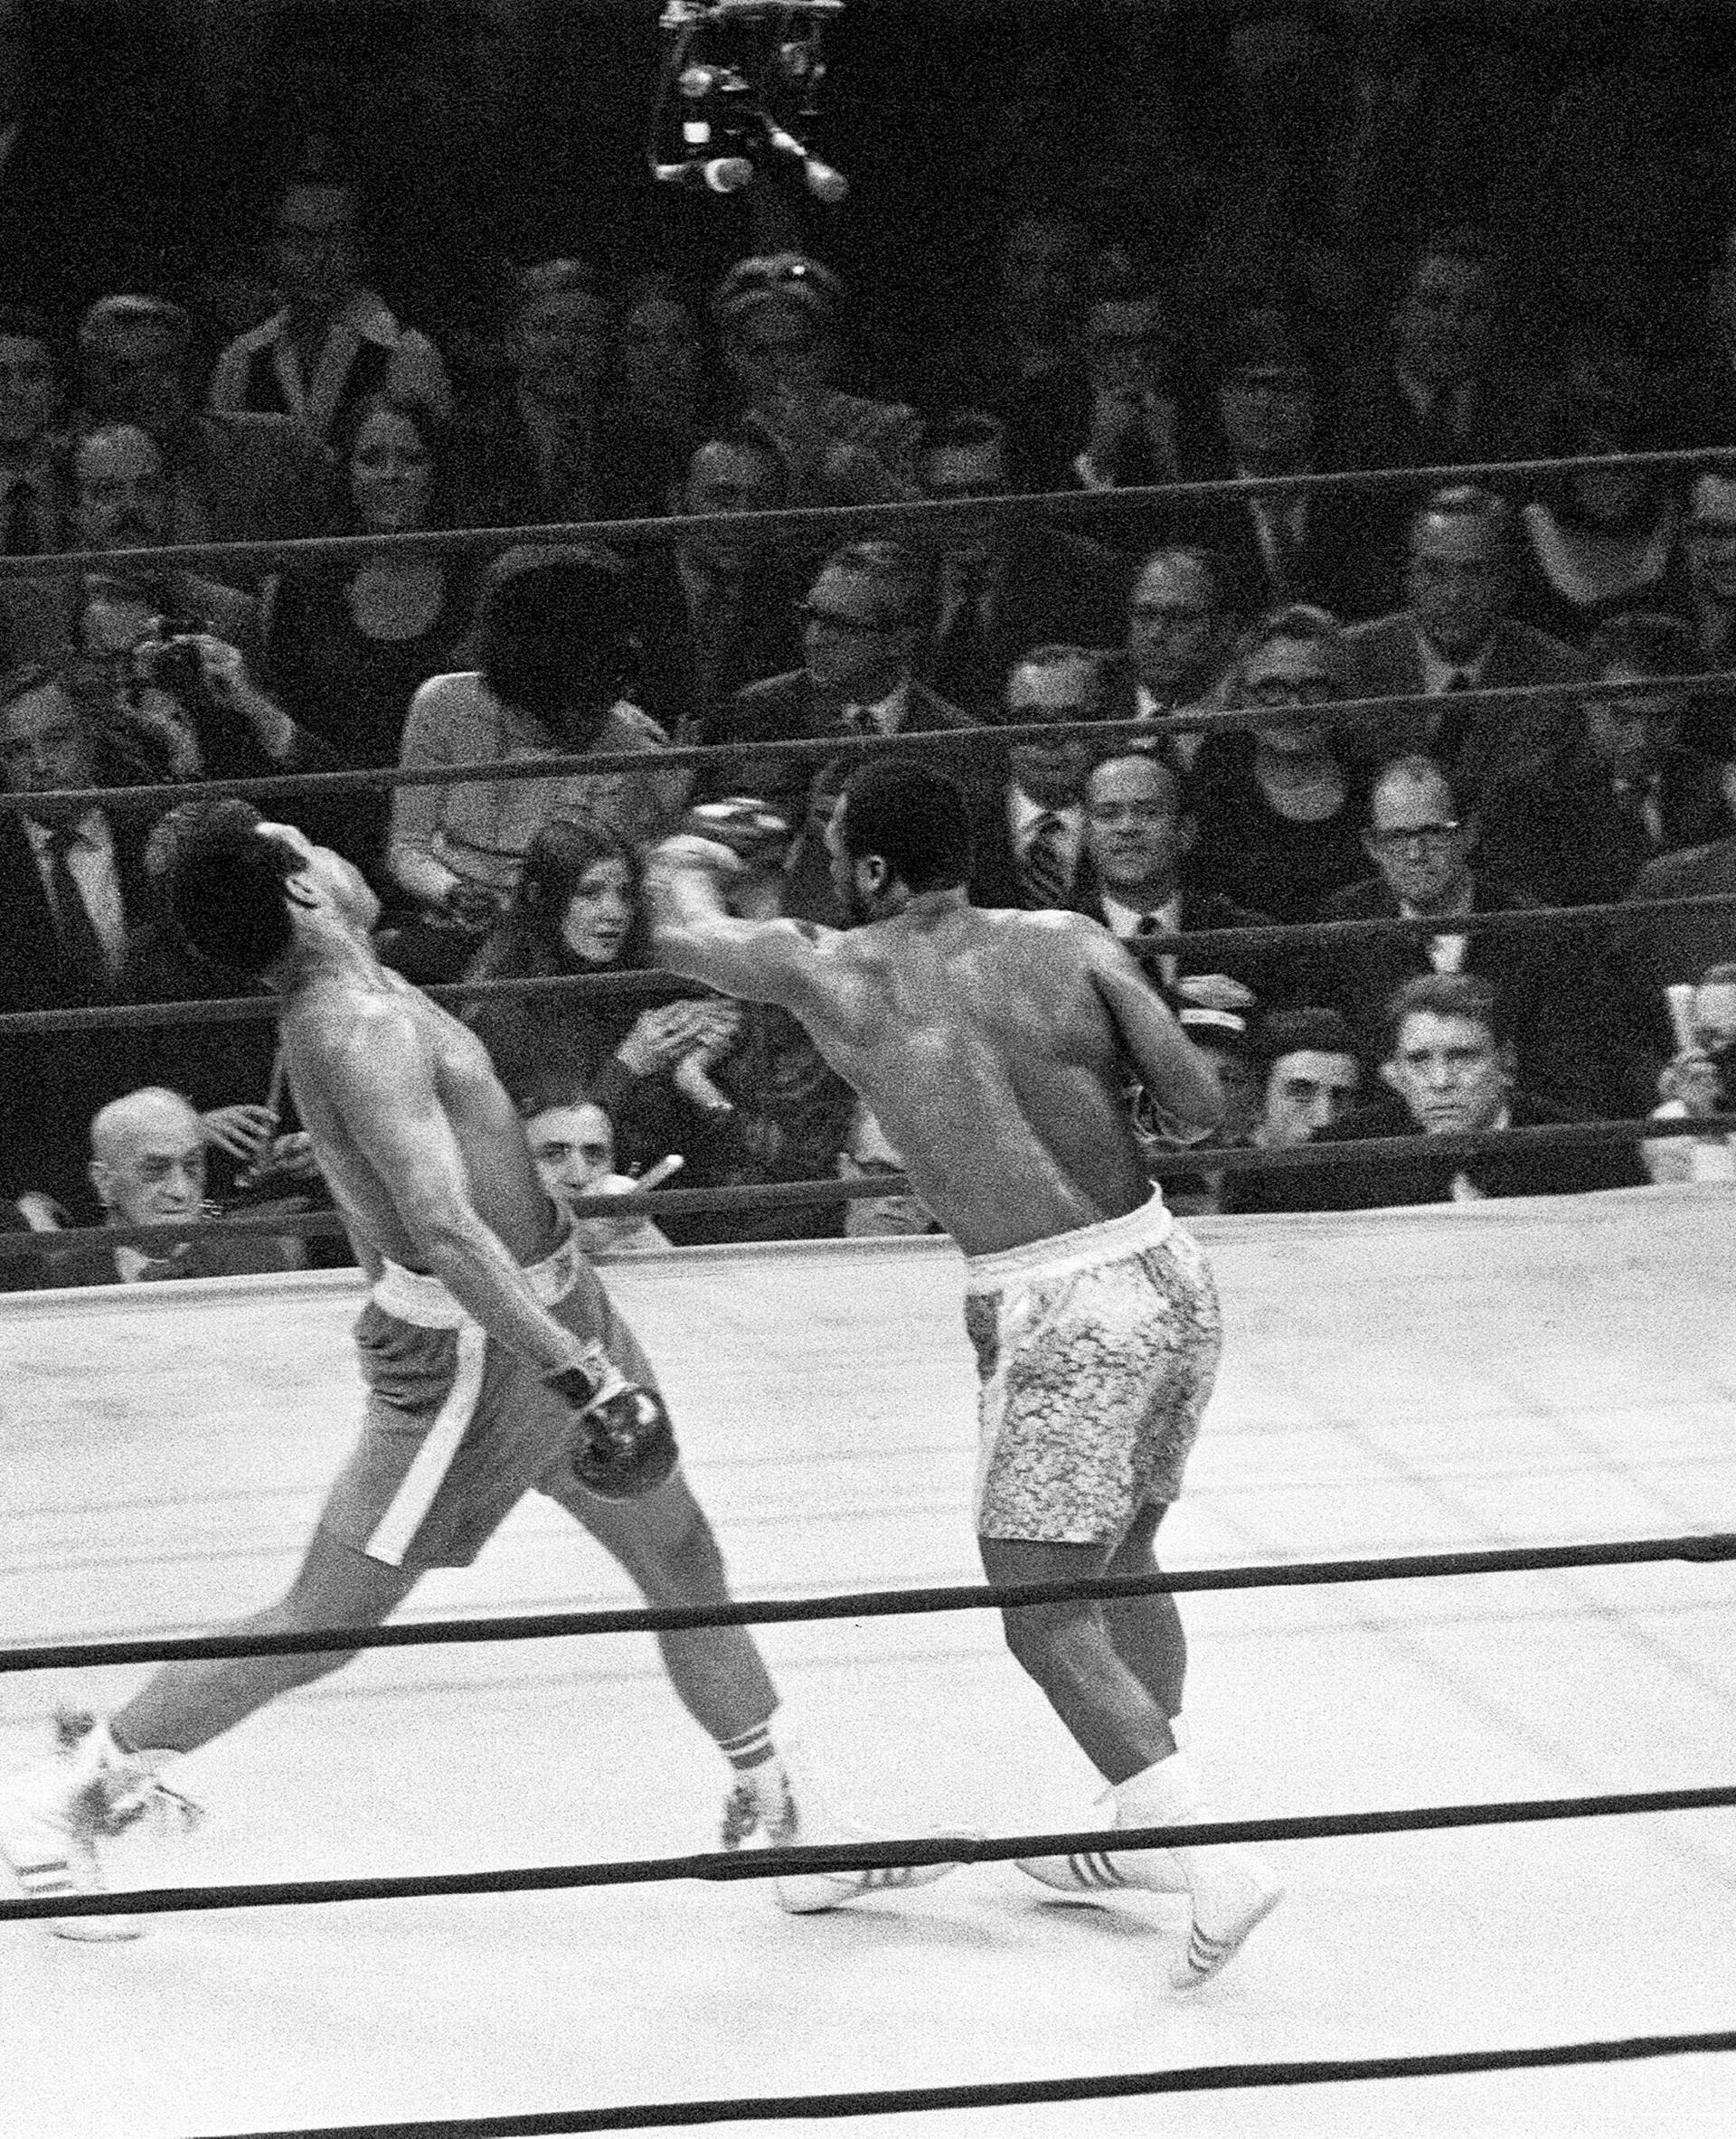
[{"left": 417, "top": 1211, "right": 599, "bottom": 1376}]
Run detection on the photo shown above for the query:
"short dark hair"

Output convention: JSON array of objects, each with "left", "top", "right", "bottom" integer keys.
[
  {"left": 816, "top": 539, "right": 927, "bottom": 630},
  {"left": 165, "top": 799, "right": 304, "bottom": 977},
  {"left": 476, "top": 546, "right": 630, "bottom": 728},
  {"left": 1259, "top": 1006, "right": 1358, "bottom": 1071},
  {"left": 77, "top": 294, "right": 193, "bottom": 361},
  {"left": 0, "top": 304, "right": 55, "bottom": 357},
  {"left": 1382, "top": 970, "right": 1506, "bottom": 1059},
  {"left": 1085, "top": 743, "right": 1190, "bottom": 815},
  {"left": 836, "top": 759, "right": 973, "bottom": 894},
  {"left": 1409, "top": 483, "right": 1511, "bottom": 555}
]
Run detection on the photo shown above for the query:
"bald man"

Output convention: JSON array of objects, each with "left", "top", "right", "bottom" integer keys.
[{"left": 48, "top": 1087, "right": 304, "bottom": 1287}]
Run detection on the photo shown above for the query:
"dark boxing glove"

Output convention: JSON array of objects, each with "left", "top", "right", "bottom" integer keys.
[{"left": 547, "top": 1347, "right": 679, "bottom": 1500}]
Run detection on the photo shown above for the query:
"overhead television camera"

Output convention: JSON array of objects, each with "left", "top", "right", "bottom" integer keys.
[{"left": 649, "top": 0, "right": 849, "bottom": 204}]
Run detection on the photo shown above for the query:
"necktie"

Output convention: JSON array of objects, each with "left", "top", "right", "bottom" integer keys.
[
  {"left": 1021, "top": 813, "right": 1071, "bottom": 909},
  {"left": 844, "top": 702, "right": 879, "bottom": 738},
  {"left": 3, "top": 476, "right": 37, "bottom": 555},
  {"left": 1434, "top": 669, "right": 1472, "bottom": 766},
  {"left": 1613, "top": 773, "right": 1663, "bottom": 844},
  {"left": 43, "top": 825, "right": 109, "bottom": 986},
  {"left": 1134, "top": 909, "right": 1176, "bottom": 988}
]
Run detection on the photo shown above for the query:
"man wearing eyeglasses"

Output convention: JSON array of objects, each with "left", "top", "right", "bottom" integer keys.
[
  {"left": 1098, "top": 548, "right": 1233, "bottom": 768},
  {"left": 699, "top": 537, "right": 1016, "bottom": 919},
  {"left": 1344, "top": 485, "right": 1587, "bottom": 803},
  {"left": 1302, "top": 752, "right": 1620, "bottom": 1116}
]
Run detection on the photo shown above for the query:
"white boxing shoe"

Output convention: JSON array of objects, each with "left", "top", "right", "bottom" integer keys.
[
  {"left": 0, "top": 1710, "right": 199, "bottom": 1942},
  {"left": 719, "top": 1752, "right": 973, "bottom": 1914}
]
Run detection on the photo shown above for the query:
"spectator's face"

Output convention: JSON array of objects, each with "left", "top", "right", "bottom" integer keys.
[
  {"left": 1088, "top": 301, "right": 1169, "bottom": 400},
  {"left": 1261, "top": 1049, "right": 1361, "bottom": 1147},
  {"left": 800, "top": 565, "right": 910, "bottom": 700},
  {"left": 920, "top": 442, "right": 1005, "bottom": 575},
  {"left": 616, "top": 294, "right": 702, "bottom": 402},
  {"left": 725, "top": 301, "right": 830, "bottom": 403},
  {"left": 1393, "top": 252, "right": 1496, "bottom": 388},
  {"left": 680, "top": 440, "right": 779, "bottom": 574},
  {"left": 1006, "top": 658, "right": 1099, "bottom": 809},
  {"left": 349, "top": 406, "right": 434, "bottom": 532},
  {"left": 1127, "top": 556, "right": 1215, "bottom": 697},
  {"left": 1384, "top": 1009, "right": 1510, "bottom": 1133},
  {"left": 1217, "top": 365, "right": 1314, "bottom": 466},
  {"left": 80, "top": 319, "right": 188, "bottom": 436},
  {"left": 92, "top": 1109, "right": 207, "bottom": 1230},
  {"left": 526, "top": 1101, "right": 615, "bottom": 1209},
  {"left": 558, "top": 859, "right": 633, "bottom": 967},
  {"left": 1365, "top": 768, "right": 1472, "bottom": 910},
  {"left": 1196, "top": 1041, "right": 1262, "bottom": 1143},
  {"left": 1583, "top": 663, "right": 1681, "bottom": 775},
  {"left": 1, "top": 684, "right": 96, "bottom": 824},
  {"left": 511, "top": 290, "right": 610, "bottom": 403},
  {"left": 1000, "top": 217, "right": 1089, "bottom": 343},
  {"left": 75, "top": 427, "right": 170, "bottom": 550},
  {"left": 1687, "top": 478, "right": 1736, "bottom": 606},
  {"left": 0, "top": 333, "right": 55, "bottom": 450},
  {"left": 1239, "top": 631, "right": 1340, "bottom": 755},
  {"left": 1406, "top": 510, "right": 1506, "bottom": 658},
  {"left": 1084, "top": 754, "right": 1193, "bottom": 898},
  {"left": 275, "top": 184, "right": 363, "bottom": 312}
]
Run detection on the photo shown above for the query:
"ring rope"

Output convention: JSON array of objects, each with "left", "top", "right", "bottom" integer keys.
[
  {"left": 4, "top": 665, "right": 1727, "bottom": 820},
  {"left": 0, "top": 439, "right": 1727, "bottom": 585},
  {"left": 168, "top": 2031, "right": 1736, "bottom": 2139},
  {"left": 3, "top": 889, "right": 1732, "bottom": 1036},
  {"left": 4, "top": 1531, "right": 1727, "bottom": 1674},
  {"left": 4, "top": 1783, "right": 1733, "bottom": 1928},
  {"left": 1, "top": 1113, "right": 1731, "bottom": 1264}
]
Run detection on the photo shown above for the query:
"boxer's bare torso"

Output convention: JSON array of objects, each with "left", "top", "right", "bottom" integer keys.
[{"left": 651, "top": 869, "right": 1219, "bottom": 1257}]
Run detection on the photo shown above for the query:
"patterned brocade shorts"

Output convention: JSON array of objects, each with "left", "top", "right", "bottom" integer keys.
[{"left": 963, "top": 1192, "right": 1222, "bottom": 1544}]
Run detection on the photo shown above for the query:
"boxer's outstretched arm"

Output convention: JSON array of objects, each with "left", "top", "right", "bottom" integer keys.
[
  {"left": 1089, "top": 928, "right": 1225, "bottom": 1145},
  {"left": 314, "top": 1005, "right": 600, "bottom": 1376},
  {"left": 644, "top": 835, "right": 833, "bottom": 1008}
]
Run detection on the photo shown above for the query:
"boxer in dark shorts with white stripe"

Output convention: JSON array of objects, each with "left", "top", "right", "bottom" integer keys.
[
  {"left": 646, "top": 761, "right": 1283, "bottom": 1988},
  {"left": 1, "top": 802, "right": 957, "bottom": 1933}
]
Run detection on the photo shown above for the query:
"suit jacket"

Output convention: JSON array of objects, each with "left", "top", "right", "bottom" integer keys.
[
  {"left": 1343, "top": 612, "right": 1589, "bottom": 799},
  {"left": 1300, "top": 871, "right": 1619, "bottom": 1115},
  {"left": 1070, "top": 877, "right": 1288, "bottom": 1007},
  {"left": 1175, "top": 475, "right": 1380, "bottom": 626},
  {"left": 1601, "top": 835, "right": 1736, "bottom": 1106},
  {"left": 43, "top": 1225, "right": 305, "bottom": 1289},
  {"left": 1223, "top": 1089, "right": 1645, "bottom": 1213},
  {"left": 919, "top": 524, "right": 1130, "bottom": 723},
  {"left": 445, "top": 392, "right": 668, "bottom": 536},
  {"left": 700, "top": 670, "right": 1016, "bottom": 919},
  {"left": 1477, "top": 744, "right": 1733, "bottom": 910},
  {"left": 625, "top": 550, "right": 804, "bottom": 747}
]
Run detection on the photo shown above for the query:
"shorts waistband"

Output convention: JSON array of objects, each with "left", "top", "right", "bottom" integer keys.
[
  {"left": 371, "top": 1222, "right": 586, "bottom": 1329},
  {"left": 964, "top": 1189, "right": 1173, "bottom": 1295}
]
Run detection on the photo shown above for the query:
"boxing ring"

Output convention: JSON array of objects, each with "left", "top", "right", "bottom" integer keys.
[{"left": 3, "top": 1188, "right": 1733, "bottom": 2138}]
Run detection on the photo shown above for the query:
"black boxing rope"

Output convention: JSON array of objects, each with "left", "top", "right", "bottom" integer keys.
[
  {"left": 4, "top": 1531, "right": 1728, "bottom": 1672},
  {"left": 175, "top": 2030, "right": 1736, "bottom": 2137},
  {"left": 4, "top": 1783, "right": 1734, "bottom": 1929}
]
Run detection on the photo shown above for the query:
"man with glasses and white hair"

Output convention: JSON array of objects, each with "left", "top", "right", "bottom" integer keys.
[{"left": 1302, "top": 751, "right": 1618, "bottom": 1116}]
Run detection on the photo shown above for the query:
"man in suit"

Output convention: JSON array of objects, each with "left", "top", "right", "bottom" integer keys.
[
  {"left": 1243, "top": 971, "right": 1644, "bottom": 1211},
  {"left": 1176, "top": 313, "right": 1373, "bottom": 623},
  {"left": 76, "top": 296, "right": 335, "bottom": 582},
  {"left": 1344, "top": 484, "right": 1588, "bottom": 801},
  {"left": 1477, "top": 611, "right": 1733, "bottom": 908},
  {"left": 1305, "top": 752, "right": 1618, "bottom": 1117},
  {"left": 1603, "top": 833, "right": 1736, "bottom": 1112},
  {"left": 42, "top": 1088, "right": 305, "bottom": 1288},
  {"left": 1095, "top": 545, "right": 1238, "bottom": 766},
  {"left": 702, "top": 537, "right": 1014, "bottom": 919},
  {"left": 915, "top": 408, "right": 1129, "bottom": 725},
  {"left": 1071, "top": 745, "right": 1281, "bottom": 1004},
  {"left": 624, "top": 434, "right": 804, "bottom": 746},
  {"left": 0, "top": 664, "right": 154, "bottom": 1210},
  {"left": 999, "top": 645, "right": 1111, "bottom": 911}
]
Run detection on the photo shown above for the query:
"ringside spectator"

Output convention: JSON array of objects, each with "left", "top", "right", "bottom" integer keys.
[{"left": 1643, "top": 962, "right": 1736, "bottom": 1185}]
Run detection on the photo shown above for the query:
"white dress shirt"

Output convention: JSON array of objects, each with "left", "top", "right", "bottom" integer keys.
[
  {"left": 1400, "top": 885, "right": 1474, "bottom": 975},
  {"left": 842, "top": 678, "right": 912, "bottom": 737},
  {"left": 1100, "top": 889, "right": 1183, "bottom": 985}
]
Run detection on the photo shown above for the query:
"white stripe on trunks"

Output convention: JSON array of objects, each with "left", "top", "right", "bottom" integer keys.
[{"left": 363, "top": 1322, "right": 489, "bottom": 1568}]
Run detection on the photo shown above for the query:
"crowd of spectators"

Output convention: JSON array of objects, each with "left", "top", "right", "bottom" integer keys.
[{"left": 3, "top": 0, "right": 1736, "bottom": 1283}]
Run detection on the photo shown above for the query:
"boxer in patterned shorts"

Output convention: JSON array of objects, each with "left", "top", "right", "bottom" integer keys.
[{"left": 647, "top": 759, "right": 1283, "bottom": 1987}]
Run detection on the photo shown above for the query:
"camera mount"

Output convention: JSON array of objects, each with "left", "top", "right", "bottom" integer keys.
[{"left": 648, "top": 0, "right": 848, "bottom": 204}]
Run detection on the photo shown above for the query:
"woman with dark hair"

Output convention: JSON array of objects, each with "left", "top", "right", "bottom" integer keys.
[
  {"left": 261, "top": 391, "right": 476, "bottom": 875},
  {"left": 460, "top": 813, "right": 739, "bottom": 1174}
]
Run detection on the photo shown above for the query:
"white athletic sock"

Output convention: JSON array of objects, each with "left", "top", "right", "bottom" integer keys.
[{"left": 1115, "top": 1751, "right": 1282, "bottom": 1986}]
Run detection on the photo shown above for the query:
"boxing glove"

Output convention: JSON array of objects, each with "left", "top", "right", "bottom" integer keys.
[{"left": 547, "top": 1349, "right": 679, "bottom": 1499}]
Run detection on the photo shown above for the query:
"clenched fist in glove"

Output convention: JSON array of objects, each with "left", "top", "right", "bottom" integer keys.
[{"left": 547, "top": 1347, "right": 679, "bottom": 1500}]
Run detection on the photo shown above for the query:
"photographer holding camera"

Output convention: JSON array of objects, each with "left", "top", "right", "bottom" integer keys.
[{"left": 1644, "top": 963, "right": 1736, "bottom": 1184}]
